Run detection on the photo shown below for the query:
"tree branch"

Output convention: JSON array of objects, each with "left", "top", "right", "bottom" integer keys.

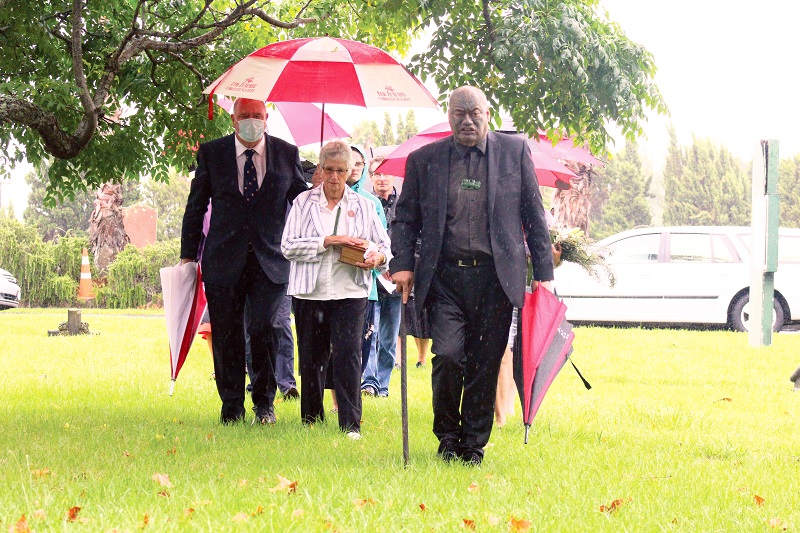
[
  {"left": 70, "top": 0, "right": 98, "bottom": 149},
  {"left": 0, "top": 95, "right": 86, "bottom": 159}
]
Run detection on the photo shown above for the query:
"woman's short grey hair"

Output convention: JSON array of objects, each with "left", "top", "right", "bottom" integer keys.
[{"left": 319, "top": 140, "right": 353, "bottom": 170}]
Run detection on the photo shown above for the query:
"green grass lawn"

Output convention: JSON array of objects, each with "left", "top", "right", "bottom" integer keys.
[{"left": 1, "top": 308, "right": 799, "bottom": 531}]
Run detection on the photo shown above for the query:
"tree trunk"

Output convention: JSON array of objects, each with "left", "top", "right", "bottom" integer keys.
[
  {"left": 550, "top": 162, "right": 599, "bottom": 236},
  {"left": 88, "top": 183, "right": 130, "bottom": 272}
]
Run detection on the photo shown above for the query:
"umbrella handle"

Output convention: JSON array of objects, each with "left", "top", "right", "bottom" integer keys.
[
  {"left": 169, "top": 379, "right": 175, "bottom": 397},
  {"left": 524, "top": 424, "right": 530, "bottom": 444}
]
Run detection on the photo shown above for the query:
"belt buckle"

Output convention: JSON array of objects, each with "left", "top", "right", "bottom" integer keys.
[{"left": 457, "top": 259, "right": 476, "bottom": 267}]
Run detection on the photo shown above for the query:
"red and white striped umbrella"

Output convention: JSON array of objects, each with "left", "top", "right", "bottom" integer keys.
[{"left": 204, "top": 37, "right": 438, "bottom": 119}]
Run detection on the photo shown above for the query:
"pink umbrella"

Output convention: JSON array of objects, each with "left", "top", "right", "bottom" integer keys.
[
  {"left": 204, "top": 37, "right": 438, "bottom": 120},
  {"left": 160, "top": 262, "right": 207, "bottom": 396},
  {"left": 374, "top": 123, "right": 575, "bottom": 189},
  {"left": 215, "top": 97, "right": 350, "bottom": 147},
  {"left": 530, "top": 136, "right": 606, "bottom": 167}
]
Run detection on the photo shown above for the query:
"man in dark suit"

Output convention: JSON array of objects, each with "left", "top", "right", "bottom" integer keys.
[
  {"left": 391, "top": 86, "right": 554, "bottom": 465},
  {"left": 181, "top": 98, "right": 307, "bottom": 425}
]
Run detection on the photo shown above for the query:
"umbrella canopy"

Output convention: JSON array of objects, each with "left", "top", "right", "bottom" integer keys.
[
  {"left": 204, "top": 37, "right": 438, "bottom": 119},
  {"left": 273, "top": 102, "right": 349, "bottom": 147},
  {"left": 530, "top": 136, "right": 606, "bottom": 167},
  {"left": 215, "top": 97, "right": 350, "bottom": 147},
  {"left": 160, "top": 262, "right": 207, "bottom": 396},
  {"left": 374, "top": 123, "right": 575, "bottom": 189},
  {"left": 515, "top": 284, "right": 575, "bottom": 443}
]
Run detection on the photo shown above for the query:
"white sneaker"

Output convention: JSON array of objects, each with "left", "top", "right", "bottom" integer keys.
[{"left": 346, "top": 431, "right": 362, "bottom": 440}]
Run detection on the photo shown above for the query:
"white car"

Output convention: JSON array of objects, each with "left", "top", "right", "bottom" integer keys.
[
  {"left": 554, "top": 226, "right": 800, "bottom": 331},
  {"left": 0, "top": 268, "right": 21, "bottom": 310}
]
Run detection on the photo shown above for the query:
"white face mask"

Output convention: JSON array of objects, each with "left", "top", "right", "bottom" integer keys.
[{"left": 237, "top": 118, "right": 265, "bottom": 143}]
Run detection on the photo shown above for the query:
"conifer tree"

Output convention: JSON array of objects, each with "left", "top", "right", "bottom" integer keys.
[
  {"left": 663, "top": 137, "right": 749, "bottom": 226},
  {"left": 778, "top": 155, "right": 800, "bottom": 228},
  {"left": 592, "top": 141, "right": 651, "bottom": 239}
]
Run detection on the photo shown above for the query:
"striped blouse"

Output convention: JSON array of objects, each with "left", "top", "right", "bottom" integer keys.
[{"left": 282, "top": 186, "right": 392, "bottom": 298}]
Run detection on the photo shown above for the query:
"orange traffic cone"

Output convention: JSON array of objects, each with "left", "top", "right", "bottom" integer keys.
[{"left": 77, "top": 247, "right": 95, "bottom": 300}]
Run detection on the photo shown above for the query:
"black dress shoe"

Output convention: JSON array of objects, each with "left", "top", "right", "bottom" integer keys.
[
  {"left": 282, "top": 387, "right": 300, "bottom": 401},
  {"left": 220, "top": 407, "right": 245, "bottom": 425},
  {"left": 437, "top": 438, "right": 460, "bottom": 463},
  {"left": 253, "top": 404, "right": 276, "bottom": 425},
  {"left": 461, "top": 450, "right": 483, "bottom": 467}
]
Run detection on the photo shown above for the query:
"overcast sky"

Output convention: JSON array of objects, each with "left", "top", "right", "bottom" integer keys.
[{"left": 601, "top": 0, "right": 800, "bottom": 166}]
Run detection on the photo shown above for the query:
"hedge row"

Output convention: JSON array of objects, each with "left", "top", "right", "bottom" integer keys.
[{"left": 0, "top": 216, "right": 179, "bottom": 308}]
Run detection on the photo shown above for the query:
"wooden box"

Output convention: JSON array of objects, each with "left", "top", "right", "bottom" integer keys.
[{"left": 339, "top": 243, "right": 368, "bottom": 266}]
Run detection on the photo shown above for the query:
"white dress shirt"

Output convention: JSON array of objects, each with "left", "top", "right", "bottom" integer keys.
[{"left": 234, "top": 136, "right": 267, "bottom": 194}]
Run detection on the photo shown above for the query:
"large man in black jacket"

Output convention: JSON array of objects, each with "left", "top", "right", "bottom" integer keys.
[
  {"left": 391, "top": 86, "right": 554, "bottom": 465},
  {"left": 181, "top": 98, "right": 307, "bottom": 425}
]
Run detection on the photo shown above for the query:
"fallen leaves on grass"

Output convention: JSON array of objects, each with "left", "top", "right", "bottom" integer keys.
[
  {"left": 509, "top": 516, "right": 532, "bottom": 531},
  {"left": 12, "top": 514, "right": 30, "bottom": 533},
  {"left": 714, "top": 398, "right": 733, "bottom": 403},
  {"left": 231, "top": 512, "right": 249, "bottom": 523},
  {"left": 353, "top": 498, "right": 376, "bottom": 508},
  {"left": 123, "top": 451, "right": 132, "bottom": 458},
  {"left": 157, "top": 491, "right": 170, "bottom": 498},
  {"left": 183, "top": 508, "right": 195, "bottom": 518},
  {"left": 152, "top": 473, "right": 173, "bottom": 488},
  {"left": 754, "top": 495, "right": 765, "bottom": 506},
  {"left": 419, "top": 503, "right": 428, "bottom": 511},
  {"left": 166, "top": 446, "right": 176, "bottom": 456},
  {"left": 251, "top": 506, "right": 264, "bottom": 517},
  {"left": 767, "top": 518, "right": 787, "bottom": 530},
  {"left": 140, "top": 513, "right": 149, "bottom": 528},
  {"left": 488, "top": 515, "right": 501, "bottom": 526},
  {"left": 268, "top": 475, "right": 297, "bottom": 494},
  {"left": 238, "top": 479, "right": 249, "bottom": 488},
  {"left": 32, "top": 510, "right": 46, "bottom": 520},
  {"left": 67, "top": 506, "right": 82, "bottom": 522},
  {"left": 461, "top": 518, "right": 476, "bottom": 530},
  {"left": 31, "top": 468, "right": 51, "bottom": 478},
  {"left": 467, "top": 482, "right": 480, "bottom": 493},
  {"left": 292, "top": 509, "right": 305, "bottom": 519},
  {"left": 599, "top": 498, "right": 631, "bottom": 513}
]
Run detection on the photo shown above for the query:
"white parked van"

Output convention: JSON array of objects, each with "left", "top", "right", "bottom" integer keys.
[{"left": 554, "top": 226, "right": 800, "bottom": 331}]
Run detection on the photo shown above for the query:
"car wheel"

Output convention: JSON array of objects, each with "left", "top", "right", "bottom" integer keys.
[{"left": 729, "top": 293, "right": 785, "bottom": 332}]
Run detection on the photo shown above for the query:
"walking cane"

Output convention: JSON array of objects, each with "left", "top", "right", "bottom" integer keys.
[{"left": 399, "top": 299, "right": 409, "bottom": 467}]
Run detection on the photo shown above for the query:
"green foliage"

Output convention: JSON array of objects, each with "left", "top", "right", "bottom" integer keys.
[
  {"left": 592, "top": 140, "right": 651, "bottom": 239},
  {"left": 778, "top": 155, "right": 800, "bottom": 228},
  {"left": 663, "top": 137, "right": 750, "bottom": 226},
  {"left": 411, "top": 0, "right": 667, "bottom": 155},
  {"left": 379, "top": 111, "right": 395, "bottom": 146},
  {"left": 141, "top": 170, "right": 190, "bottom": 240},
  {"left": 0, "top": 217, "right": 86, "bottom": 306},
  {"left": 2, "top": 0, "right": 664, "bottom": 202},
  {"left": 0, "top": 216, "right": 178, "bottom": 307},
  {"left": 95, "top": 239, "right": 180, "bottom": 309},
  {"left": 399, "top": 109, "right": 418, "bottom": 143},
  {"left": 24, "top": 164, "right": 93, "bottom": 238}
]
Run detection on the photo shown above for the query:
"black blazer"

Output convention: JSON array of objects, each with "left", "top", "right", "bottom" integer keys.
[
  {"left": 180, "top": 133, "right": 307, "bottom": 287},
  {"left": 390, "top": 132, "right": 554, "bottom": 310}
]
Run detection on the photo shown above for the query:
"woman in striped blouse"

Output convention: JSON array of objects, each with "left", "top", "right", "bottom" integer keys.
[{"left": 281, "top": 140, "right": 392, "bottom": 439}]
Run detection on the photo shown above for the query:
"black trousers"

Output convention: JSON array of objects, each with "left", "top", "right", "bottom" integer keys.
[
  {"left": 204, "top": 251, "right": 285, "bottom": 417},
  {"left": 427, "top": 263, "right": 514, "bottom": 457},
  {"left": 294, "top": 297, "right": 366, "bottom": 433}
]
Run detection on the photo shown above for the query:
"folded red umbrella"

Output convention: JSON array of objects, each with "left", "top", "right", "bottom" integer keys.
[
  {"left": 160, "top": 262, "right": 207, "bottom": 396},
  {"left": 516, "top": 284, "right": 585, "bottom": 443}
]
